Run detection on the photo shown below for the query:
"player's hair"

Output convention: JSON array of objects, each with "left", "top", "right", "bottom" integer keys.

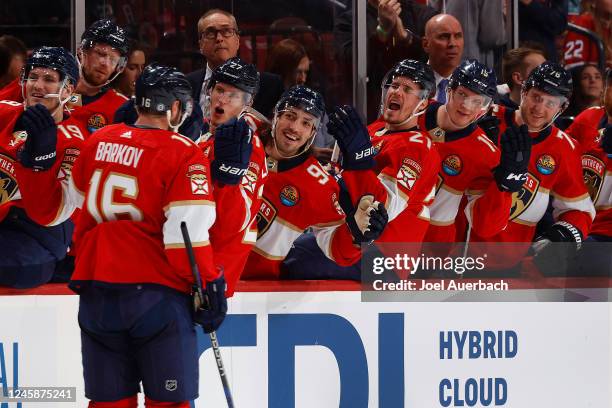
[
  {"left": 502, "top": 46, "right": 546, "bottom": 91},
  {"left": 197, "top": 9, "right": 239, "bottom": 32}
]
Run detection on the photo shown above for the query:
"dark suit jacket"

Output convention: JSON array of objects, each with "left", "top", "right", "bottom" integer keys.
[{"left": 187, "top": 64, "right": 285, "bottom": 119}]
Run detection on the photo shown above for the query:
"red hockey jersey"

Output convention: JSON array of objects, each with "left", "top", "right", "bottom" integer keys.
[
  {"left": 340, "top": 123, "right": 440, "bottom": 245},
  {"left": 418, "top": 102, "right": 512, "bottom": 243},
  {"left": 68, "top": 88, "right": 128, "bottom": 133},
  {"left": 0, "top": 79, "right": 23, "bottom": 103},
  {"left": 563, "top": 13, "right": 602, "bottom": 69},
  {"left": 469, "top": 105, "right": 595, "bottom": 266},
  {"left": 19, "top": 123, "right": 218, "bottom": 293},
  {"left": 2, "top": 100, "right": 87, "bottom": 224},
  {"left": 198, "top": 118, "right": 268, "bottom": 296},
  {"left": 243, "top": 154, "right": 361, "bottom": 279},
  {"left": 566, "top": 106, "right": 612, "bottom": 237}
]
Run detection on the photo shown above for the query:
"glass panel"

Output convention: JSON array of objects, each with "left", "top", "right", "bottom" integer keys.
[
  {"left": 84, "top": 0, "right": 354, "bottom": 121},
  {"left": 0, "top": 0, "right": 72, "bottom": 49}
]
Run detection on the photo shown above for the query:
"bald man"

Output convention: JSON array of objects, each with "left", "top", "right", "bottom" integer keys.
[{"left": 422, "top": 14, "right": 464, "bottom": 103}]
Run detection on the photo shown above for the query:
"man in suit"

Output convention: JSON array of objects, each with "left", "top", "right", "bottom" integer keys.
[{"left": 187, "top": 9, "right": 284, "bottom": 119}]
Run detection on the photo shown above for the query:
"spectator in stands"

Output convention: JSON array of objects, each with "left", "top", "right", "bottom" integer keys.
[
  {"left": 111, "top": 42, "right": 147, "bottom": 97},
  {"left": 422, "top": 14, "right": 464, "bottom": 103},
  {"left": 566, "top": 63, "right": 604, "bottom": 116},
  {"left": 518, "top": 0, "right": 568, "bottom": 63},
  {"left": 266, "top": 38, "right": 334, "bottom": 152},
  {"left": 266, "top": 39, "right": 310, "bottom": 89},
  {"left": 187, "top": 8, "right": 284, "bottom": 119},
  {"left": 334, "top": 0, "right": 437, "bottom": 121},
  {"left": 566, "top": 0, "right": 612, "bottom": 68},
  {"left": 427, "top": 0, "right": 507, "bottom": 69},
  {"left": 0, "top": 35, "right": 26, "bottom": 89},
  {"left": 499, "top": 46, "right": 547, "bottom": 109}
]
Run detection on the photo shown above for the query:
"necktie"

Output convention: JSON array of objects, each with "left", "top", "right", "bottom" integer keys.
[{"left": 437, "top": 79, "right": 449, "bottom": 104}]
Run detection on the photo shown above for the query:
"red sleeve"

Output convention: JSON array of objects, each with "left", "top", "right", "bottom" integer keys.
[
  {"left": 14, "top": 119, "right": 87, "bottom": 226},
  {"left": 552, "top": 135, "right": 596, "bottom": 238},
  {"left": 162, "top": 146, "right": 219, "bottom": 283}
]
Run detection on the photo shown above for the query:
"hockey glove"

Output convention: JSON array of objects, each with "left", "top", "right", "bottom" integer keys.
[
  {"left": 327, "top": 105, "right": 376, "bottom": 170},
  {"left": 16, "top": 103, "right": 58, "bottom": 171},
  {"left": 194, "top": 274, "right": 228, "bottom": 334},
  {"left": 477, "top": 114, "right": 501, "bottom": 145},
  {"left": 211, "top": 117, "right": 253, "bottom": 185},
  {"left": 602, "top": 124, "right": 612, "bottom": 155},
  {"left": 346, "top": 195, "right": 389, "bottom": 244},
  {"left": 531, "top": 221, "right": 583, "bottom": 276},
  {"left": 493, "top": 124, "right": 531, "bottom": 192}
]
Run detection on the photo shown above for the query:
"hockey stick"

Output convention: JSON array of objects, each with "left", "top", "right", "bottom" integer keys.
[{"left": 180, "top": 222, "right": 235, "bottom": 408}]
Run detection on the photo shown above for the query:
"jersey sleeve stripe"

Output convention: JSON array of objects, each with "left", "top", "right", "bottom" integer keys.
[
  {"left": 163, "top": 202, "right": 216, "bottom": 246},
  {"left": 552, "top": 196, "right": 596, "bottom": 220},
  {"left": 378, "top": 173, "right": 409, "bottom": 221}
]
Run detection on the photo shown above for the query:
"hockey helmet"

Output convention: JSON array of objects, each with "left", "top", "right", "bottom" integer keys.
[
  {"left": 274, "top": 85, "right": 325, "bottom": 121},
  {"left": 449, "top": 59, "right": 497, "bottom": 99},
  {"left": 208, "top": 57, "right": 260, "bottom": 96},
  {"left": 135, "top": 63, "right": 193, "bottom": 118},
  {"left": 23, "top": 46, "right": 79, "bottom": 86},
  {"left": 522, "top": 62, "right": 572, "bottom": 100},
  {"left": 80, "top": 19, "right": 129, "bottom": 56},
  {"left": 382, "top": 59, "right": 435, "bottom": 98}
]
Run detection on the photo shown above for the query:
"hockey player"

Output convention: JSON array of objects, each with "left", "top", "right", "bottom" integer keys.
[
  {"left": 242, "top": 85, "right": 388, "bottom": 279},
  {"left": 564, "top": 69, "right": 612, "bottom": 274},
  {"left": 197, "top": 57, "right": 268, "bottom": 296},
  {"left": 472, "top": 62, "right": 595, "bottom": 269},
  {"left": 328, "top": 59, "right": 440, "bottom": 246},
  {"left": 69, "top": 19, "right": 130, "bottom": 133},
  {"left": 418, "top": 59, "right": 530, "bottom": 244},
  {"left": 18, "top": 63, "right": 224, "bottom": 407},
  {"left": 282, "top": 60, "right": 439, "bottom": 279},
  {"left": 0, "top": 46, "right": 86, "bottom": 288}
]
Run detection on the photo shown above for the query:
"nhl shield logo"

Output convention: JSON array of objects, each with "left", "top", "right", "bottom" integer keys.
[
  {"left": 582, "top": 154, "right": 605, "bottom": 202},
  {"left": 510, "top": 172, "right": 540, "bottom": 220},
  {"left": 165, "top": 380, "right": 177, "bottom": 392}
]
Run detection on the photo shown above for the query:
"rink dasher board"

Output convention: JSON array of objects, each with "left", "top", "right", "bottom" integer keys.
[{"left": 0, "top": 292, "right": 609, "bottom": 407}]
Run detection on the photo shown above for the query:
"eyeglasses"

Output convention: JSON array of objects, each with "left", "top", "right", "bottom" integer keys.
[{"left": 199, "top": 27, "right": 238, "bottom": 40}]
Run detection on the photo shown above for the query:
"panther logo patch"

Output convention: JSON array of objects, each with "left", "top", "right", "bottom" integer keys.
[
  {"left": 0, "top": 154, "right": 18, "bottom": 205},
  {"left": 509, "top": 172, "right": 540, "bottom": 220},
  {"left": 582, "top": 154, "right": 605, "bottom": 203},
  {"left": 256, "top": 197, "right": 277, "bottom": 239}
]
